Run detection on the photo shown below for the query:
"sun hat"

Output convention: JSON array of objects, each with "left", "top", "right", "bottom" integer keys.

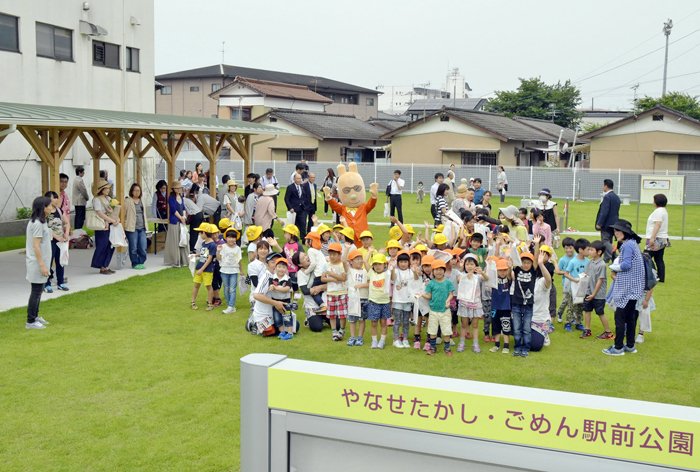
[
  {"left": 359, "top": 230, "right": 374, "bottom": 239},
  {"left": 339, "top": 227, "right": 355, "bottom": 241},
  {"left": 262, "top": 184, "right": 279, "bottom": 196},
  {"left": 283, "top": 224, "right": 300, "bottom": 239},
  {"left": 306, "top": 232, "right": 321, "bottom": 240},
  {"left": 610, "top": 219, "right": 642, "bottom": 243},
  {"left": 224, "top": 227, "right": 240, "bottom": 239},
  {"left": 456, "top": 184, "right": 468, "bottom": 197},
  {"left": 226, "top": 180, "right": 238, "bottom": 188},
  {"left": 333, "top": 224, "right": 344, "bottom": 231},
  {"left": 208, "top": 223, "right": 220, "bottom": 233},
  {"left": 328, "top": 242, "right": 343, "bottom": 253},
  {"left": 451, "top": 247, "right": 465, "bottom": 258},
  {"left": 499, "top": 205, "right": 519, "bottom": 220},
  {"left": 431, "top": 260, "right": 447, "bottom": 270},
  {"left": 409, "top": 248, "right": 422, "bottom": 256},
  {"left": 218, "top": 218, "right": 232, "bottom": 230},
  {"left": 274, "top": 257, "right": 289, "bottom": 266},
  {"left": 388, "top": 225, "right": 403, "bottom": 241},
  {"left": 520, "top": 252, "right": 535, "bottom": 262},
  {"left": 495, "top": 258, "right": 510, "bottom": 270},
  {"left": 539, "top": 245, "right": 553, "bottom": 255},
  {"left": 434, "top": 233, "right": 448, "bottom": 246},
  {"left": 266, "top": 252, "right": 283, "bottom": 263},
  {"left": 463, "top": 253, "right": 479, "bottom": 263},
  {"left": 370, "top": 253, "right": 388, "bottom": 265},
  {"left": 317, "top": 224, "right": 331, "bottom": 236},
  {"left": 170, "top": 180, "right": 182, "bottom": 190},
  {"left": 348, "top": 249, "right": 363, "bottom": 261},
  {"left": 95, "top": 179, "right": 112, "bottom": 194},
  {"left": 538, "top": 188, "right": 552, "bottom": 197},
  {"left": 386, "top": 239, "right": 402, "bottom": 250},
  {"left": 245, "top": 225, "right": 263, "bottom": 241},
  {"left": 421, "top": 255, "right": 435, "bottom": 266},
  {"left": 194, "top": 223, "right": 209, "bottom": 232}
]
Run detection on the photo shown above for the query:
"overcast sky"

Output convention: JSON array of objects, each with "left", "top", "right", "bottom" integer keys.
[{"left": 154, "top": 0, "right": 700, "bottom": 111}]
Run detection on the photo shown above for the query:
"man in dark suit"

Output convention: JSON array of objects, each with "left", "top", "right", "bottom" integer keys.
[
  {"left": 305, "top": 172, "right": 318, "bottom": 234},
  {"left": 285, "top": 172, "right": 310, "bottom": 240},
  {"left": 595, "top": 178, "right": 621, "bottom": 262}
]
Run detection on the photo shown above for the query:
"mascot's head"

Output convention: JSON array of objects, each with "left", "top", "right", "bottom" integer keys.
[{"left": 336, "top": 162, "right": 366, "bottom": 208}]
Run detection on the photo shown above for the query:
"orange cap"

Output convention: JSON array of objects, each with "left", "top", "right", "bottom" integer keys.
[
  {"left": 328, "top": 242, "right": 343, "bottom": 253},
  {"left": 431, "top": 260, "right": 447, "bottom": 270},
  {"left": 348, "top": 249, "right": 363, "bottom": 261},
  {"left": 421, "top": 255, "right": 435, "bottom": 266},
  {"left": 496, "top": 258, "right": 510, "bottom": 270},
  {"left": 520, "top": 252, "right": 535, "bottom": 262},
  {"left": 274, "top": 257, "right": 289, "bottom": 266}
]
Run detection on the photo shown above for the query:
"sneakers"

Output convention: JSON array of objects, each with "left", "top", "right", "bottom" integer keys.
[
  {"left": 338, "top": 329, "right": 345, "bottom": 340},
  {"left": 332, "top": 330, "right": 340, "bottom": 341},
  {"left": 402, "top": 339, "right": 410, "bottom": 348},
  {"left": 387, "top": 318, "right": 394, "bottom": 326},
  {"left": 472, "top": 344, "right": 481, "bottom": 353},
  {"left": 57, "top": 284, "right": 70, "bottom": 291},
  {"left": 205, "top": 303, "right": 214, "bottom": 311},
  {"left": 36, "top": 316, "right": 49, "bottom": 325},
  {"left": 635, "top": 333, "right": 645, "bottom": 344},
  {"left": 355, "top": 337, "right": 364, "bottom": 346},
  {"left": 426, "top": 348, "right": 435, "bottom": 356},
  {"left": 393, "top": 340, "right": 403, "bottom": 349},
  {"left": 602, "top": 346, "right": 625, "bottom": 356},
  {"left": 457, "top": 342, "right": 465, "bottom": 353},
  {"left": 279, "top": 332, "right": 293, "bottom": 341},
  {"left": 489, "top": 346, "right": 500, "bottom": 353},
  {"left": 413, "top": 340, "right": 421, "bottom": 349},
  {"left": 597, "top": 331, "right": 614, "bottom": 340},
  {"left": 513, "top": 349, "right": 522, "bottom": 357},
  {"left": 483, "top": 335, "right": 493, "bottom": 342},
  {"left": 44, "top": 285, "right": 53, "bottom": 293},
  {"left": 26, "top": 321, "right": 46, "bottom": 329},
  {"left": 377, "top": 339, "right": 385, "bottom": 349},
  {"left": 575, "top": 323, "right": 585, "bottom": 331},
  {"left": 371, "top": 339, "right": 379, "bottom": 349},
  {"left": 435, "top": 337, "right": 443, "bottom": 345},
  {"left": 423, "top": 342, "right": 431, "bottom": 352},
  {"left": 624, "top": 345, "right": 638, "bottom": 354},
  {"left": 222, "top": 306, "right": 234, "bottom": 314},
  {"left": 564, "top": 322, "right": 572, "bottom": 332},
  {"left": 556, "top": 316, "right": 562, "bottom": 323},
  {"left": 347, "top": 337, "right": 357, "bottom": 346},
  {"left": 502, "top": 347, "right": 510, "bottom": 354},
  {"left": 579, "top": 329, "right": 592, "bottom": 338},
  {"left": 521, "top": 350, "right": 529, "bottom": 357}
]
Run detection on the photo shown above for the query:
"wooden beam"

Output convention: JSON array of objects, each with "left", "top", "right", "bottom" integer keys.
[
  {"left": 58, "top": 129, "right": 80, "bottom": 160},
  {"left": 41, "top": 161, "right": 49, "bottom": 195},
  {"left": 134, "top": 137, "right": 142, "bottom": 187},
  {"left": 225, "top": 135, "right": 244, "bottom": 159},
  {"left": 18, "top": 127, "right": 52, "bottom": 163},
  {"left": 49, "top": 128, "right": 60, "bottom": 193},
  {"left": 123, "top": 130, "right": 141, "bottom": 158},
  {"left": 243, "top": 134, "right": 251, "bottom": 178}
]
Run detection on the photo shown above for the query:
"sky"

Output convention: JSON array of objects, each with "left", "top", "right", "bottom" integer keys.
[{"left": 154, "top": 0, "right": 700, "bottom": 111}]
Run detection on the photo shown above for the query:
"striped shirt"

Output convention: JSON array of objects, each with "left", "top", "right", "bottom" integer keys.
[
  {"left": 609, "top": 239, "right": 644, "bottom": 309},
  {"left": 435, "top": 195, "right": 447, "bottom": 225}
]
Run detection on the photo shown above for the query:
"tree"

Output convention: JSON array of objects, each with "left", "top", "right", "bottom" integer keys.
[
  {"left": 634, "top": 92, "right": 700, "bottom": 120},
  {"left": 486, "top": 77, "right": 582, "bottom": 128}
]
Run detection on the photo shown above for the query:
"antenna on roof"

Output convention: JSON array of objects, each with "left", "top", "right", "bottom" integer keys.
[{"left": 221, "top": 41, "right": 225, "bottom": 64}]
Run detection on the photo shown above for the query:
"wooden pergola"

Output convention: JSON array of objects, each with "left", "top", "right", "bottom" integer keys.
[{"left": 0, "top": 102, "right": 284, "bottom": 205}]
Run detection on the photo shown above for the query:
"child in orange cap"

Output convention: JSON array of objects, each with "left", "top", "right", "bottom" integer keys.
[
  {"left": 421, "top": 259, "right": 455, "bottom": 356},
  {"left": 490, "top": 257, "right": 513, "bottom": 354},
  {"left": 413, "top": 255, "right": 434, "bottom": 350},
  {"left": 322, "top": 242, "right": 349, "bottom": 341}
]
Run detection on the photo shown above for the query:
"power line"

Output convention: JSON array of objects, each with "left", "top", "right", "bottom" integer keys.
[{"left": 585, "top": 70, "right": 700, "bottom": 98}]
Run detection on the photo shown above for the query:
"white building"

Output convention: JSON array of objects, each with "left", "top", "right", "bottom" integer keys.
[
  {"left": 377, "top": 68, "right": 472, "bottom": 115},
  {"left": 0, "top": 0, "right": 155, "bottom": 221}
]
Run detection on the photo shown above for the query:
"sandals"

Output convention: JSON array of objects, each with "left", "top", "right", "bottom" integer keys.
[
  {"left": 191, "top": 302, "right": 199, "bottom": 310},
  {"left": 205, "top": 303, "right": 214, "bottom": 311}
]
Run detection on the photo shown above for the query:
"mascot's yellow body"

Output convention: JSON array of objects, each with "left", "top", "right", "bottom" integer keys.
[{"left": 323, "top": 162, "right": 378, "bottom": 247}]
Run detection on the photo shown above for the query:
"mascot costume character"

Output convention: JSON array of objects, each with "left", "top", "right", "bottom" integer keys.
[{"left": 323, "top": 162, "right": 378, "bottom": 247}]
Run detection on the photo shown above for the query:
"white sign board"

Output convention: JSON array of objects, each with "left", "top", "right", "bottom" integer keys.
[{"left": 640, "top": 175, "right": 685, "bottom": 205}]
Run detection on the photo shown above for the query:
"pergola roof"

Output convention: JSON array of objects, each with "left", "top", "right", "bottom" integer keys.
[{"left": 0, "top": 101, "right": 284, "bottom": 135}]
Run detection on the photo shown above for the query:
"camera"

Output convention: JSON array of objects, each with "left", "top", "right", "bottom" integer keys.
[{"left": 283, "top": 302, "right": 299, "bottom": 312}]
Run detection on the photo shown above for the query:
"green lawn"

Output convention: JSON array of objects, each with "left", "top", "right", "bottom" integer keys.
[{"left": 0, "top": 193, "right": 697, "bottom": 471}]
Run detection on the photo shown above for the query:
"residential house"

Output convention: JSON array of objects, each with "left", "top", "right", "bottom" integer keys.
[
  {"left": 581, "top": 105, "right": 700, "bottom": 171},
  {"left": 406, "top": 98, "right": 488, "bottom": 121},
  {"left": 155, "top": 64, "right": 380, "bottom": 120}
]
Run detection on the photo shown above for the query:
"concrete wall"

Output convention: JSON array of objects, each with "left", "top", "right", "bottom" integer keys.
[
  {"left": 325, "top": 92, "right": 378, "bottom": 120},
  {"left": 0, "top": 0, "right": 155, "bottom": 221},
  {"left": 589, "top": 131, "right": 700, "bottom": 170},
  {"left": 155, "top": 77, "right": 227, "bottom": 118},
  {"left": 390, "top": 131, "right": 502, "bottom": 164}
]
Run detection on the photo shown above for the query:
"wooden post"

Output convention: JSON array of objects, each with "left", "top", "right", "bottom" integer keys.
[
  {"left": 41, "top": 161, "right": 49, "bottom": 195},
  {"left": 135, "top": 137, "right": 142, "bottom": 187}
]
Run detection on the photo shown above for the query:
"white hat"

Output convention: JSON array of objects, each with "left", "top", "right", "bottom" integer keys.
[{"left": 262, "top": 184, "right": 279, "bottom": 196}]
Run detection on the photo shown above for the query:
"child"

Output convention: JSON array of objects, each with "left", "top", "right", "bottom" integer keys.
[
  {"left": 421, "top": 259, "right": 455, "bottom": 356},
  {"left": 246, "top": 225, "right": 263, "bottom": 263},
  {"left": 210, "top": 225, "right": 225, "bottom": 307},
  {"left": 519, "top": 207, "right": 532, "bottom": 237},
  {"left": 317, "top": 224, "right": 332, "bottom": 257},
  {"left": 192, "top": 223, "right": 217, "bottom": 311},
  {"left": 511, "top": 239, "right": 539, "bottom": 357},
  {"left": 321, "top": 243, "right": 349, "bottom": 341},
  {"left": 414, "top": 255, "right": 434, "bottom": 350},
  {"left": 457, "top": 254, "right": 488, "bottom": 353},
  {"left": 218, "top": 228, "right": 241, "bottom": 314},
  {"left": 489, "top": 258, "right": 513, "bottom": 354},
  {"left": 531, "top": 209, "right": 552, "bottom": 246},
  {"left": 467, "top": 233, "right": 488, "bottom": 268},
  {"left": 563, "top": 238, "right": 590, "bottom": 332},
  {"left": 347, "top": 249, "right": 369, "bottom": 346},
  {"left": 580, "top": 240, "right": 613, "bottom": 339},
  {"left": 304, "top": 232, "right": 327, "bottom": 312},
  {"left": 282, "top": 224, "right": 301, "bottom": 296},
  {"left": 555, "top": 237, "right": 576, "bottom": 323},
  {"left": 530, "top": 251, "right": 553, "bottom": 352},
  {"left": 367, "top": 253, "right": 392, "bottom": 349},
  {"left": 359, "top": 230, "right": 376, "bottom": 260},
  {"left": 417, "top": 181, "right": 424, "bottom": 203},
  {"left": 338, "top": 227, "right": 356, "bottom": 260},
  {"left": 391, "top": 251, "right": 417, "bottom": 348},
  {"left": 268, "top": 258, "right": 294, "bottom": 340}
]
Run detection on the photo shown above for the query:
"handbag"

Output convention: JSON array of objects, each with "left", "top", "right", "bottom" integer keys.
[
  {"left": 179, "top": 224, "right": 189, "bottom": 248},
  {"left": 86, "top": 206, "right": 106, "bottom": 231},
  {"left": 109, "top": 223, "right": 128, "bottom": 248},
  {"left": 58, "top": 241, "right": 69, "bottom": 266},
  {"left": 383, "top": 202, "right": 390, "bottom": 217}
]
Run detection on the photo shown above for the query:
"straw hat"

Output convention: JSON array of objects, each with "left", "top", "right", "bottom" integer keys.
[
  {"left": 170, "top": 180, "right": 183, "bottom": 190},
  {"left": 226, "top": 180, "right": 239, "bottom": 188},
  {"left": 95, "top": 179, "right": 111, "bottom": 195},
  {"left": 456, "top": 184, "right": 468, "bottom": 197}
]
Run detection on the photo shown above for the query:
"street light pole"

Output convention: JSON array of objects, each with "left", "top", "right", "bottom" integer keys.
[{"left": 662, "top": 18, "right": 673, "bottom": 97}]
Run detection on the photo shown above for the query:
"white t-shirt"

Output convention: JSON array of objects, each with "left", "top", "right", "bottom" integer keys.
[
  {"left": 219, "top": 244, "right": 241, "bottom": 274},
  {"left": 308, "top": 248, "right": 327, "bottom": 277},
  {"left": 348, "top": 268, "right": 369, "bottom": 300},
  {"left": 532, "top": 277, "right": 552, "bottom": 324},
  {"left": 252, "top": 270, "right": 273, "bottom": 320},
  {"left": 392, "top": 268, "right": 414, "bottom": 304},
  {"left": 645, "top": 207, "right": 669, "bottom": 239},
  {"left": 326, "top": 262, "right": 347, "bottom": 295},
  {"left": 247, "top": 242, "right": 257, "bottom": 256},
  {"left": 430, "top": 182, "right": 440, "bottom": 204},
  {"left": 247, "top": 259, "right": 265, "bottom": 286}
]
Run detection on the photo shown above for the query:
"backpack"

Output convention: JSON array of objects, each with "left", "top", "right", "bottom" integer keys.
[{"left": 642, "top": 252, "right": 658, "bottom": 291}]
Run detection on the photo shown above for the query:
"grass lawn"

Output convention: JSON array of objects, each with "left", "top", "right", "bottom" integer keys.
[{"left": 0, "top": 192, "right": 698, "bottom": 471}]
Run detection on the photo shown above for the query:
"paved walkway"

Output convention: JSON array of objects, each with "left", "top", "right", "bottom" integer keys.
[{"left": 0, "top": 248, "right": 169, "bottom": 313}]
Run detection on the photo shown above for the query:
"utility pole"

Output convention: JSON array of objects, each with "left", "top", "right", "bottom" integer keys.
[
  {"left": 221, "top": 41, "right": 225, "bottom": 64},
  {"left": 662, "top": 18, "right": 673, "bottom": 97}
]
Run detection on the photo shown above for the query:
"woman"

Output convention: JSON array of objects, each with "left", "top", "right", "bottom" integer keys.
[
  {"left": 223, "top": 180, "right": 239, "bottom": 218},
  {"left": 323, "top": 168, "right": 337, "bottom": 215},
  {"left": 498, "top": 205, "right": 528, "bottom": 243},
  {"left": 480, "top": 190, "right": 493, "bottom": 211},
  {"left": 256, "top": 184, "right": 282, "bottom": 238},
  {"left": 191, "top": 162, "right": 203, "bottom": 186},
  {"left": 184, "top": 186, "right": 204, "bottom": 254},
  {"left": 534, "top": 188, "right": 560, "bottom": 234},
  {"left": 182, "top": 171, "right": 194, "bottom": 191},
  {"left": 603, "top": 220, "right": 645, "bottom": 356},
  {"left": 25, "top": 196, "right": 53, "bottom": 329},
  {"left": 91, "top": 179, "right": 118, "bottom": 275},
  {"left": 124, "top": 183, "right": 148, "bottom": 270},
  {"left": 434, "top": 183, "right": 449, "bottom": 227},
  {"left": 497, "top": 166, "right": 508, "bottom": 203},
  {"left": 165, "top": 180, "right": 189, "bottom": 267},
  {"left": 151, "top": 180, "right": 168, "bottom": 233},
  {"left": 644, "top": 193, "right": 669, "bottom": 283},
  {"left": 452, "top": 184, "right": 468, "bottom": 215},
  {"left": 43, "top": 191, "right": 70, "bottom": 292}
]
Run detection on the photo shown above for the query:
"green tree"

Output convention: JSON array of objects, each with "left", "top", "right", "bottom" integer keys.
[
  {"left": 634, "top": 92, "right": 700, "bottom": 120},
  {"left": 486, "top": 77, "right": 582, "bottom": 128}
]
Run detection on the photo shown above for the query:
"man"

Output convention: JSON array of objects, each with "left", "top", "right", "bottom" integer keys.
[
  {"left": 388, "top": 169, "right": 405, "bottom": 224},
  {"left": 289, "top": 163, "right": 307, "bottom": 184},
  {"left": 430, "top": 172, "right": 444, "bottom": 221},
  {"left": 195, "top": 186, "right": 222, "bottom": 225},
  {"left": 72, "top": 166, "right": 89, "bottom": 229},
  {"left": 58, "top": 173, "right": 71, "bottom": 234},
  {"left": 284, "top": 173, "right": 310, "bottom": 240},
  {"left": 244, "top": 183, "right": 262, "bottom": 226},
  {"left": 595, "top": 179, "right": 621, "bottom": 263},
  {"left": 261, "top": 168, "right": 279, "bottom": 208},
  {"left": 304, "top": 172, "right": 318, "bottom": 234},
  {"left": 472, "top": 178, "right": 485, "bottom": 205}
]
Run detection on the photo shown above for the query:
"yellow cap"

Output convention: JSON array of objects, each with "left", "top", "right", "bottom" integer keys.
[
  {"left": 333, "top": 224, "right": 344, "bottom": 231},
  {"left": 388, "top": 225, "right": 403, "bottom": 241},
  {"left": 317, "top": 224, "right": 331, "bottom": 235},
  {"left": 359, "top": 230, "right": 374, "bottom": 239},
  {"left": 194, "top": 223, "right": 209, "bottom": 232},
  {"left": 404, "top": 224, "right": 415, "bottom": 234},
  {"left": 415, "top": 243, "right": 428, "bottom": 252},
  {"left": 339, "top": 226, "right": 355, "bottom": 241},
  {"left": 386, "top": 239, "right": 402, "bottom": 250},
  {"left": 218, "top": 217, "right": 232, "bottom": 230},
  {"left": 224, "top": 227, "right": 240, "bottom": 239},
  {"left": 371, "top": 253, "right": 388, "bottom": 265},
  {"left": 539, "top": 244, "right": 553, "bottom": 255},
  {"left": 434, "top": 233, "right": 448, "bottom": 245},
  {"left": 431, "top": 224, "right": 445, "bottom": 233},
  {"left": 283, "top": 224, "right": 300, "bottom": 239},
  {"left": 245, "top": 225, "right": 263, "bottom": 241},
  {"left": 208, "top": 223, "right": 220, "bottom": 233}
]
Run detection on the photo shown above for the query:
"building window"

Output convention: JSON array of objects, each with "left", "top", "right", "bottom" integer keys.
[
  {"left": 211, "top": 83, "right": 222, "bottom": 92},
  {"left": 93, "top": 40, "right": 119, "bottom": 69},
  {"left": 461, "top": 151, "right": 497, "bottom": 166},
  {"left": 339, "top": 94, "right": 358, "bottom": 105},
  {"left": 161, "top": 86, "right": 172, "bottom": 95},
  {"left": 366, "top": 97, "right": 375, "bottom": 106},
  {"left": 190, "top": 86, "right": 200, "bottom": 92},
  {"left": 36, "top": 22, "right": 72, "bottom": 61},
  {"left": 230, "top": 107, "right": 251, "bottom": 121},
  {"left": 652, "top": 114, "right": 664, "bottom": 121},
  {"left": 126, "top": 47, "right": 139, "bottom": 72},
  {"left": 678, "top": 154, "right": 700, "bottom": 171},
  {"left": 287, "top": 149, "right": 317, "bottom": 162},
  {"left": 0, "top": 13, "right": 19, "bottom": 52}
]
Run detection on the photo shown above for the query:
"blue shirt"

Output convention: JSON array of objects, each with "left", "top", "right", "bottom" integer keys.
[
  {"left": 473, "top": 187, "right": 485, "bottom": 205},
  {"left": 566, "top": 256, "right": 589, "bottom": 279},
  {"left": 609, "top": 239, "right": 644, "bottom": 308},
  {"left": 558, "top": 254, "right": 573, "bottom": 291},
  {"left": 425, "top": 278, "right": 454, "bottom": 312},
  {"left": 492, "top": 277, "right": 511, "bottom": 311},
  {"left": 196, "top": 241, "right": 218, "bottom": 272}
]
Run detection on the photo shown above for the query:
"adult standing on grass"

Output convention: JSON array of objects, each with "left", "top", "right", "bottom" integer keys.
[
  {"left": 534, "top": 188, "right": 561, "bottom": 235},
  {"left": 256, "top": 184, "right": 282, "bottom": 238},
  {"left": 304, "top": 172, "right": 319, "bottom": 234},
  {"left": 595, "top": 179, "right": 621, "bottom": 263},
  {"left": 644, "top": 193, "right": 669, "bottom": 283},
  {"left": 43, "top": 191, "right": 70, "bottom": 293},
  {"left": 284, "top": 173, "right": 310, "bottom": 240},
  {"left": 430, "top": 173, "right": 445, "bottom": 222},
  {"left": 72, "top": 166, "right": 89, "bottom": 230},
  {"left": 603, "top": 220, "right": 644, "bottom": 357},
  {"left": 124, "top": 183, "right": 148, "bottom": 270},
  {"left": 90, "top": 180, "right": 117, "bottom": 275},
  {"left": 25, "top": 196, "right": 53, "bottom": 329},
  {"left": 496, "top": 166, "right": 508, "bottom": 203},
  {"left": 164, "top": 180, "right": 189, "bottom": 268},
  {"left": 388, "top": 169, "right": 404, "bottom": 224}
]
